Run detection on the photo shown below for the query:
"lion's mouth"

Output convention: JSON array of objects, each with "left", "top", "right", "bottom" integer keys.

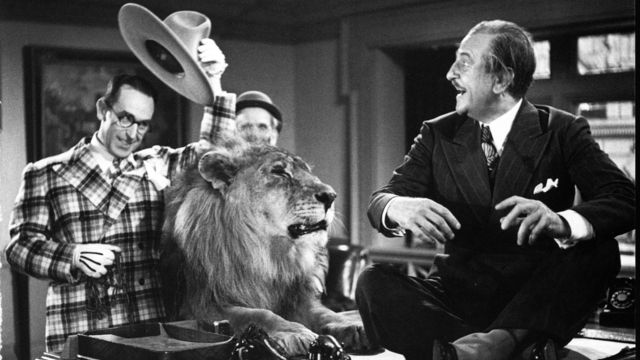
[{"left": 288, "top": 220, "right": 328, "bottom": 238}]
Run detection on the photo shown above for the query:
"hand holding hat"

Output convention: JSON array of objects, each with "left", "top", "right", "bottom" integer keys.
[
  {"left": 198, "top": 38, "right": 228, "bottom": 94},
  {"left": 198, "top": 38, "right": 228, "bottom": 78}
]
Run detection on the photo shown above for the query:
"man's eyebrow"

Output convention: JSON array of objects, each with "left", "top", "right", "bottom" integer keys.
[
  {"left": 119, "top": 110, "right": 153, "bottom": 122},
  {"left": 456, "top": 49, "right": 472, "bottom": 58},
  {"left": 458, "top": 46, "right": 471, "bottom": 54}
]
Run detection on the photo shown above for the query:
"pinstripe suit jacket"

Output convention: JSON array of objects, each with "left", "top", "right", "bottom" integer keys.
[
  {"left": 6, "top": 95, "right": 236, "bottom": 352},
  {"left": 368, "top": 101, "right": 635, "bottom": 325}
]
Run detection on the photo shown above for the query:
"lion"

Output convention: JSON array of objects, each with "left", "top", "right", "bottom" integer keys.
[{"left": 162, "top": 138, "right": 370, "bottom": 356}]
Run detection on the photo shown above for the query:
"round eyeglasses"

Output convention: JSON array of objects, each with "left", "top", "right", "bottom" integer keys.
[{"left": 104, "top": 101, "right": 151, "bottom": 132}]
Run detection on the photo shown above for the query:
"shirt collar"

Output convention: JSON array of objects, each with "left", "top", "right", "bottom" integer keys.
[
  {"left": 481, "top": 98, "right": 522, "bottom": 154},
  {"left": 90, "top": 134, "right": 114, "bottom": 172},
  {"left": 89, "top": 134, "right": 135, "bottom": 172}
]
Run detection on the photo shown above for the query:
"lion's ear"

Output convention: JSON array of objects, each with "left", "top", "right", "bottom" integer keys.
[{"left": 198, "top": 150, "right": 238, "bottom": 191}]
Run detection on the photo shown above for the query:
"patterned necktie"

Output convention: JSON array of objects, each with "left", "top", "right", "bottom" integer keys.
[
  {"left": 480, "top": 125, "right": 499, "bottom": 176},
  {"left": 108, "top": 159, "right": 122, "bottom": 180}
]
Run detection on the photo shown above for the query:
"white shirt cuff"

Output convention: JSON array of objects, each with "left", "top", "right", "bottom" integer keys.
[
  {"left": 554, "top": 209, "right": 594, "bottom": 249},
  {"left": 381, "top": 197, "right": 405, "bottom": 237}
]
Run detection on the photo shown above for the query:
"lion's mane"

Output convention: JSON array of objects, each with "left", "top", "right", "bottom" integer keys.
[{"left": 163, "top": 139, "right": 329, "bottom": 320}]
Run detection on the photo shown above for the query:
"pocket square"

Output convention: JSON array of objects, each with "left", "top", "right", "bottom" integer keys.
[{"left": 533, "top": 178, "right": 558, "bottom": 195}]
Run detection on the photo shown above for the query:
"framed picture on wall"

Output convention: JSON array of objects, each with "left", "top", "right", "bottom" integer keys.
[{"left": 23, "top": 46, "right": 186, "bottom": 161}]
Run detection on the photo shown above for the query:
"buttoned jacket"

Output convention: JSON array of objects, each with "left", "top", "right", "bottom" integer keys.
[
  {"left": 369, "top": 101, "right": 635, "bottom": 251},
  {"left": 6, "top": 95, "right": 236, "bottom": 352}
]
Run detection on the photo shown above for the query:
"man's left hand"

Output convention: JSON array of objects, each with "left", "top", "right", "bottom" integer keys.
[
  {"left": 198, "top": 38, "right": 228, "bottom": 94},
  {"left": 198, "top": 38, "right": 227, "bottom": 76},
  {"left": 495, "top": 196, "right": 570, "bottom": 246}
]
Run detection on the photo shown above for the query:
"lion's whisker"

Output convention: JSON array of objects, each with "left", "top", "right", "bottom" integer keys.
[{"left": 328, "top": 212, "right": 347, "bottom": 238}]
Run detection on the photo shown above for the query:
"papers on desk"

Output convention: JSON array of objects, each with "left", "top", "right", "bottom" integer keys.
[{"left": 351, "top": 349, "right": 405, "bottom": 360}]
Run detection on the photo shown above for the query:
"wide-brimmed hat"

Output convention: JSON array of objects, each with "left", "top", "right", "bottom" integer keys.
[
  {"left": 236, "top": 91, "right": 283, "bottom": 129},
  {"left": 118, "top": 3, "right": 214, "bottom": 105}
]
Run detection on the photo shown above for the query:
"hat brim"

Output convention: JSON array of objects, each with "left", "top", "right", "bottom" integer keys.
[
  {"left": 118, "top": 3, "right": 214, "bottom": 105},
  {"left": 236, "top": 99, "right": 282, "bottom": 122}
]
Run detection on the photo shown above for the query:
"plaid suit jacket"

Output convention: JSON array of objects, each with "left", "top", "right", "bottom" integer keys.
[{"left": 6, "top": 95, "right": 236, "bottom": 352}]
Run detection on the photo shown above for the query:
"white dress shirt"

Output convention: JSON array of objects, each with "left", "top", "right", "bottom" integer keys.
[{"left": 90, "top": 134, "right": 117, "bottom": 172}]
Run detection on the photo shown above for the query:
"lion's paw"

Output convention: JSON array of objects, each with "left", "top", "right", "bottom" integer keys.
[
  {"left": 271, "top": 327, "right": 318, "bottom": 356},
  {"left": 320, "top": 319, "right": 371, "bottom": 352}
]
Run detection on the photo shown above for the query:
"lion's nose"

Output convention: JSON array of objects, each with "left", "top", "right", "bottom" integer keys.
[{"left": 315, "top": 191, "right": 337, "bottom": 211}]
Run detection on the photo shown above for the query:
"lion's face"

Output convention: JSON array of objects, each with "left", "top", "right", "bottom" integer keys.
[{"left": 198, "top": 141, "right": 336, "bottom": 269}]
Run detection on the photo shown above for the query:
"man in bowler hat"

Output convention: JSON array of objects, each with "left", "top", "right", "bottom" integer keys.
[{"left": 235, "top": 90, "right": 284, "bottom": 146}]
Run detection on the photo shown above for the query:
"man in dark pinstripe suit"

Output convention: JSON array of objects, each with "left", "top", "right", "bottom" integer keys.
[{"left": 356, "top": 20, "right": 635, "bottom": 360}]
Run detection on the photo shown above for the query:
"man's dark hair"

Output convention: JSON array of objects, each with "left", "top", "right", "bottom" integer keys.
[
  {"left": 103, "top": 74, "right": 158, "bottom": 105},
  {"left": 468, "top": 20, "right": 536, "bottom": 98}
]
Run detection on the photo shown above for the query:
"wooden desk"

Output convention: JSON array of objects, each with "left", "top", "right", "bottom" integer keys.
[
  {"left": 38, "top": 350, "right": 406, "bottom": 360},
  {"left": 37, "top": 326, "right": 407, "bottom": 360}
]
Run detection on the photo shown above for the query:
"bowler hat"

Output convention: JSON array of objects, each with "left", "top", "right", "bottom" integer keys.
[
  {"left": 118, "top": 3, "right": 214, "bottom": 105},
  {"left": 236, "top": 91, "right": 283, "bottom": 127}
]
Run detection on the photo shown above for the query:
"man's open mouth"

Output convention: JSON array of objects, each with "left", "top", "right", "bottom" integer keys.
[
  {"left": 452, "top": 82, "right": 466, "bottom": 96},
  {"left": 288, "top": 220, "right": 328, "bottom": 238},
  {"left": 454, "top": 87, "right": 466, "bottom": 96}
]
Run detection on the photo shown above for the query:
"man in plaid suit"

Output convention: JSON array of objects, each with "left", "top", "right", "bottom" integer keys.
[{"left": 5, "top": 40, "right": 234, "bottom": 352}]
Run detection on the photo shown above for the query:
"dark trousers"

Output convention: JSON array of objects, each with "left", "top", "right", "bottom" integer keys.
[{"left": 355, "top": 239, "right": 620, "bottom": 360}]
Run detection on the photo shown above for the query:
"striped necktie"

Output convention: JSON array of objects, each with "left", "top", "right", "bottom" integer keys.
[{"left": 480, "top": 125, "right": 499, "bottom": 179}]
